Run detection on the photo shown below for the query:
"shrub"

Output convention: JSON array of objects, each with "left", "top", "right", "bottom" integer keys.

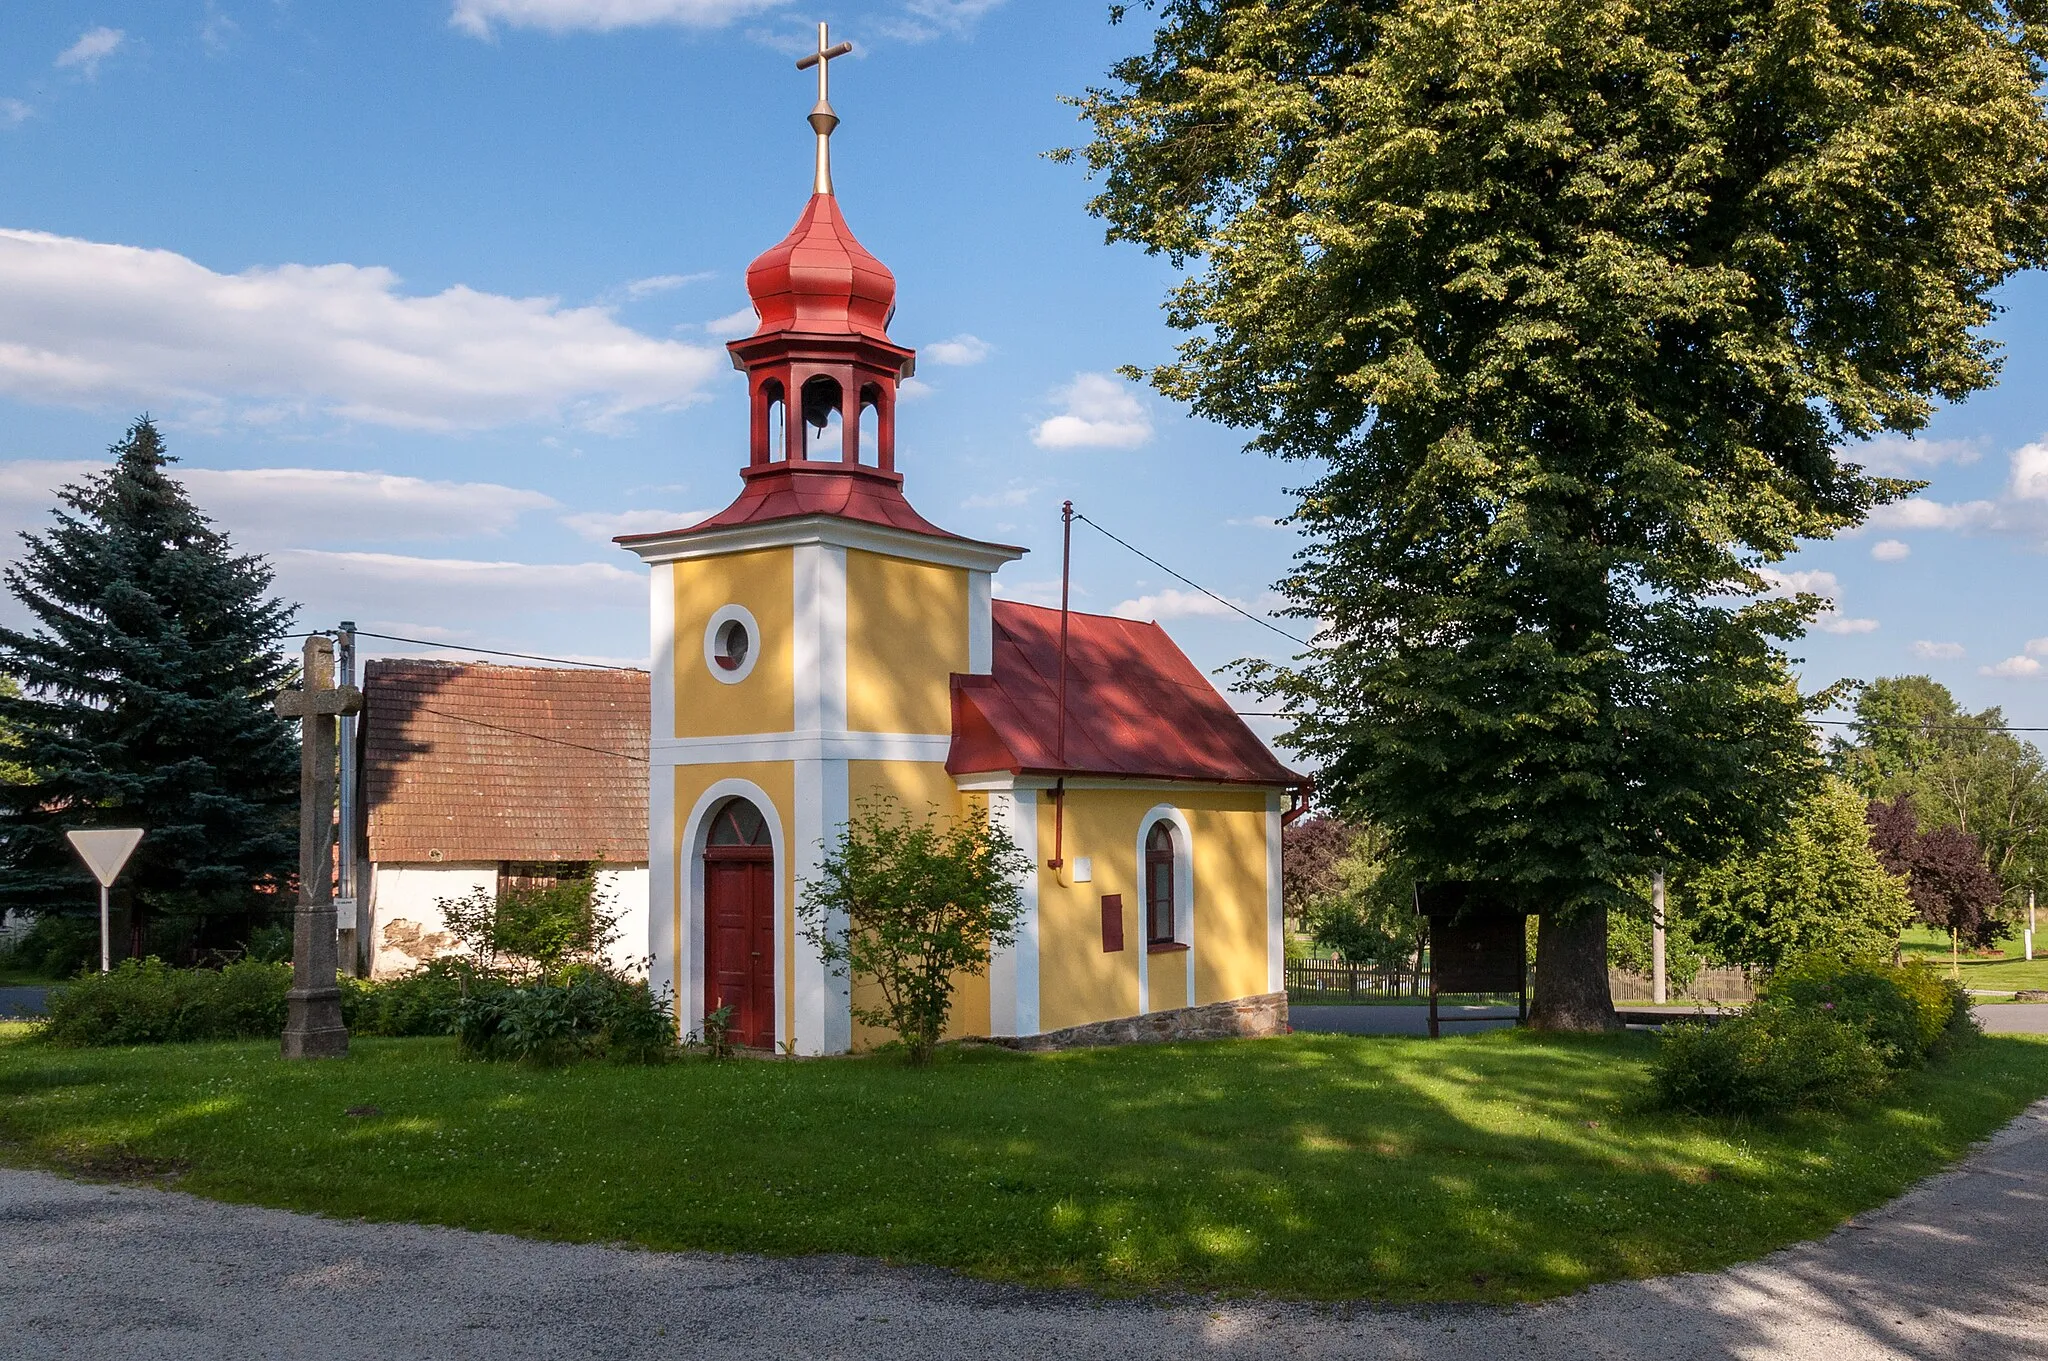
[
  {"left": 1651, "top": 1004, "right": 1890, "bottom": 1116},
  {"left": 0, "top": 913, "right": 100, "bottom": 979},
  {"left": 41, "top": 958, "right": 290, "bottom": 1046},
  {"left": 454, "top": 971, "right": 674, "bottom": 1066},
  {"left": 340, "top": 959, "right": 475, "bottom": 1038},
  {"left": 798, "top": 796, "right": 1029, "bottom": 1065},
  {"left": 437, "top": 868, "right": 621, "bottom": 982},
  {"left": 1760, "top": 954, "right": 1968, "bottom": 1067}
]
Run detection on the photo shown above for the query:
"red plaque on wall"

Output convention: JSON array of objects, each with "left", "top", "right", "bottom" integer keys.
[{"left": 1100, "top": 893, "right": 1124, "bottom": 953}]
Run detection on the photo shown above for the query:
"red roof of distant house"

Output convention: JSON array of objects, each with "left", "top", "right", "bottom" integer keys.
[
  {"left": 948, "top": 601, "right": 1303, "bottom": 787},
  {"left": 362, "top": 661, "right": 648, "bottom": 864}
]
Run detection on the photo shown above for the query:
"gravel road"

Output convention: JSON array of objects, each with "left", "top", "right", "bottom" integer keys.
[{"left": 3, "top": 1097, "right": 2045, "bottom": 1360}]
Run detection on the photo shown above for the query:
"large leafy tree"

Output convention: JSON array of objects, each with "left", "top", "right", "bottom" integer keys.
[
  {"left": 1836, "top": 675, "right": 2048, "bottom": 907},
  {"left": 1064, "top": 0, "right": 2048, "bottom": 1027},
  {"left": 1867, "top": 795, "right": 2006, "bottom": 950},
  {"left": 1684, "top": 778, "right": 1914, "bottom": 971},
  {"left": 0, "top": 419, "right": 300, "bottom": 955}
]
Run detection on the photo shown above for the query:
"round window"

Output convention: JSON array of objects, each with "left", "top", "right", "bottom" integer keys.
[
  {"left": 703, "top": 604, "right": 761, "bottom": 684},
  {"left": 714, "top": 619, "right": 750, "bottom": 671}
]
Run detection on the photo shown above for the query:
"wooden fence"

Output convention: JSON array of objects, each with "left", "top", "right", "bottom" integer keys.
[
  {"left": 1287, "top": 959, "right": 1755, "bottom": 1004},
  {"left": 1285, "top": 959, "right": 1429, "bottom": 1000}
]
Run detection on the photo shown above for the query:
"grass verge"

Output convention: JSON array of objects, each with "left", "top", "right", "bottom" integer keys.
[{"left": 0, "top": 1028, "right": 2043, "bottom": 1302}]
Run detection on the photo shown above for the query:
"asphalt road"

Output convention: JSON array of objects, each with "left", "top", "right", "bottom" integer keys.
[
  {"left": 3, "top": 1096, "right": 2046, "bottom": 1359},
  {"left": 1289, "top": 1001, "right": 2048, "bottom": 1036}
]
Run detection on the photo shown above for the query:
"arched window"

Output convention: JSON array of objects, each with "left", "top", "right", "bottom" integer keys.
[
  {"left": 1145, "top": 821, "right": 1177, "bottom": 946},
  {"left": 707, "top": 796, "right": 771, "bottom": 848}
]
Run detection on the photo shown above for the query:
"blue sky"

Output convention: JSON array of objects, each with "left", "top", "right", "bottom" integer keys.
[{"left": 0, "top": 1, "right": 2044, "bottom": 748}]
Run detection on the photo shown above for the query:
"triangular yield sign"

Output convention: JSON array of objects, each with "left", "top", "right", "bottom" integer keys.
[{"left": 65, "top": 828, "right": 144, "bottom": 888}]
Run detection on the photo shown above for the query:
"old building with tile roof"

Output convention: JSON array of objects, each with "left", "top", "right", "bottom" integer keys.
[{"left": 355, "top": 660, "right": 650, "bottom": 978}]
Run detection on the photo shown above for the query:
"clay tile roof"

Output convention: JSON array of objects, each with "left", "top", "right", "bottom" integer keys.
[
  {"left": 947, "top": 600, "right": 1303, "bottom": 788},
  {"left": 362, "top": 660, "right": 648, "bottom": 864}
]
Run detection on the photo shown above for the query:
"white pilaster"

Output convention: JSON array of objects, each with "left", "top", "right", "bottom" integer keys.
[
  {"left": 967, "top": 570, "right": 993, "bottom": 674},
  {"left": 1266, "top": 791, "right": 1285, "bottom": 995},
  {"left": 788, "top": 542, "right": 851, "bottom": 1055},
  {"left": 988, "top": 787, "right": 1040, "bottom": 1036},
  {"left": 647, "top": 562, "right": 678, "bottom": 1018}
]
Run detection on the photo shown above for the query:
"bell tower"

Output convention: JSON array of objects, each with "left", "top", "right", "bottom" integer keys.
[
  {"left": 723, "top": 23, "right": 916, "bottom": 503},
  {"left": 618, "top": 24, "right": 1024, "bottom": 1057}
]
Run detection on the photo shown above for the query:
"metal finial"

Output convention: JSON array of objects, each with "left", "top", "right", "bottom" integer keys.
[{"left": 795, "top": 22, "right": 853, "bottom": 196}]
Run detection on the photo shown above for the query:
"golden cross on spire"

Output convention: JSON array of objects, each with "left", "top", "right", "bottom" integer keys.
[{"left": 796, "top": 22, "right": 853, "bottom": 196}]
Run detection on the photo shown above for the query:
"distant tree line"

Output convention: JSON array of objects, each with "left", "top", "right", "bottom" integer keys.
[{"left": 1286, "top": 673, "right": 2042, "bottom": 979}]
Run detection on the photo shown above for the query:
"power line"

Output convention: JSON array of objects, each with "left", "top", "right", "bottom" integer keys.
[
  {"left": 352, "top": 631, "right": 642, "bottom": 672},
  {"left": 1070, "top": 510, "right": 1312, "bottom": 648},
  {"left": 1231, "top": 713, "right": 2048, "bottom": 732},
  {"left": 414, "top": 705, "right": 647, "bottom": 764}
]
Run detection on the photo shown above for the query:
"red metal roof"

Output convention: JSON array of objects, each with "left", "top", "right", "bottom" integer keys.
[
  {"left": 655, "top": 461, "right": 962, "bottom": 540},
  {"left": 362, "top": 661, "right": 648, "bottom": 863},
  {"left": 948, "top": 601, "right": 1303, "bottom": 787},
  {"left": 741, "top": 193, "right": 896, "bottom": 342}
]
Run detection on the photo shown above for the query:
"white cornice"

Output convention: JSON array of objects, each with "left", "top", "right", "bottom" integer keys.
[
  {"left": 619, "top": 514, "right": 1025, "bottom": 573},
  {"left": 652, "top": 730, "right": 953, "bottom": 766},
  {"left": 952, "top": 771, "right": 1295, "bottom": 795}
]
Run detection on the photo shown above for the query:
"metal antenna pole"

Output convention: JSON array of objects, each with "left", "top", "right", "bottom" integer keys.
[
  {"left": 1050, "top": 501, "right": 1073, "bottom": 870},
  {"left": 336, "top": 621, "right": 361, "bottom": 975}
]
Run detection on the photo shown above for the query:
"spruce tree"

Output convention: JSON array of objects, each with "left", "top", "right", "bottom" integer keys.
[{"left": 0, "top": 418, "right": 300, "bottom": 955}]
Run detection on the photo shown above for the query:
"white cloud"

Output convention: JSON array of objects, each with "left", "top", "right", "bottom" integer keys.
[
  {"left": 0, "top": 100, "right": 30, "bottom": 130},
  {"left": 991, "top": 578, "right": 1072, "bottom": 608},
  {"left": 1870, "top": 539, "right": 1910, "bottom": 562},
  {"left": 1229, "top": 514, "right": 1287, "bottom": 529},
  {"left": 879, "top": 0, "right": 1007, "bottom": 39},
  {"left": 1112, "top": 587, "right": 1245, "bottom": 622},
  {"left": 1757, "top": 567, "right": 1876, "bottom": 634},
  {"left": 0, "top": 460, "right": 562, "bottom": 549},
  {"left": 1911, "top": 641, "right": 1966, "bottom": 660},
  {"left": 560, "top": 508, "right": 711, "bottom": 541},
  {"left": 961, "top": 481, "right": 1036, "bottom": 510},
  {"left": 1982, "top": 655, "right": 2043, "bottom": 678},
  {"left": 1031, "top": 373, "right": 1153, "bottom": 450},
  {"left": 618, "top": 271, "right": 712, "bottom": 302},
  {"left": 896, "top": 376, "right": 934, "bottom": 402},
  {"left": 1864, "top": 436, "right": 2048, "bottom": 547},
  {"left": 0, "top": 229, "right": 724, "bottom": 430},
  {"left": 1847, "top": 433, "right": 1984, "bottom": 475},
  {"left": 2028, "top": 638, "right": 2048, "bottom": 658},
  {"left": 703, "top": 306, "right": 758, "bottom": 339},
  {"left": 276, "top": 550, "right": 643, "bottom": 616},
  {"left": 451, "top": 0, "right": 785, "bottom": 37},
  {"left": 56, "top": 27, "right": 124, "bottom": 78},
  {"left": 923, "top": 333, "right": 991, "bottom": 366}
]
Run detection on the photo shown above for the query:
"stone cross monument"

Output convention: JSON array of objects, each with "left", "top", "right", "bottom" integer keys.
[{"left": 275, "top": 633, "right": 361, "bottom": 1059}]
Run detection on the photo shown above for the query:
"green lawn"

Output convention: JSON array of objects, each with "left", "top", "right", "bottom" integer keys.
[
  {"left": 0, "top": 1028, "right": 2044, "bottom": 1302},
  {"left": 1901, "top": 924, "right": 2048, "bottom": 994}
]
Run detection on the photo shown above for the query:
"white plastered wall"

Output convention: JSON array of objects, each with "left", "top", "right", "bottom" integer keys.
[
  {"left": 367, "top": 863, "right": 495, "bottom": 979},
  {"left": 366, "top": 862, "right": 649, "bottom": 979}
]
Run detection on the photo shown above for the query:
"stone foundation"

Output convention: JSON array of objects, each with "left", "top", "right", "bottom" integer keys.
[{"left": 993, "top": 991, "right": 1289, "bottom": 1052}]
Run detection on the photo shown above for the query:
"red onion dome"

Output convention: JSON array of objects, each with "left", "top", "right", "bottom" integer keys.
[{"left": 742, "top": 193, "right": 896, "bottom": 341}]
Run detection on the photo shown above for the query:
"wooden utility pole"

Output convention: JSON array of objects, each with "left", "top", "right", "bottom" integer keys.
[
  {"left": 1652, "top": 869, "right": 1667, "bottom": 1005},
  {"left": 275, "top": 633, "right": 361, "bottom": 1059}
]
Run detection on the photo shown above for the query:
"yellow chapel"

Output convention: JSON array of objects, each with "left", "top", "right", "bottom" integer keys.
[{"left": 616, "top": 32, "right": 1302, "bottom": 1055}]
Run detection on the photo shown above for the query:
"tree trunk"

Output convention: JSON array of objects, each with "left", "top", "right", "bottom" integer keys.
[{"left": 1529, "top": 904, "right": 1621, "bottom": 1032}]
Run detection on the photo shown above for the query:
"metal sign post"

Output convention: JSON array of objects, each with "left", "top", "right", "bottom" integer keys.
[{"left": 64, "top": 828, "right": 145, "bottom": 973}]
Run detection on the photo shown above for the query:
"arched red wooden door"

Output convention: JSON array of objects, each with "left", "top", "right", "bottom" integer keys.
[{"left": 703, "top": 797, "right": 776, "bottom": 1049}]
